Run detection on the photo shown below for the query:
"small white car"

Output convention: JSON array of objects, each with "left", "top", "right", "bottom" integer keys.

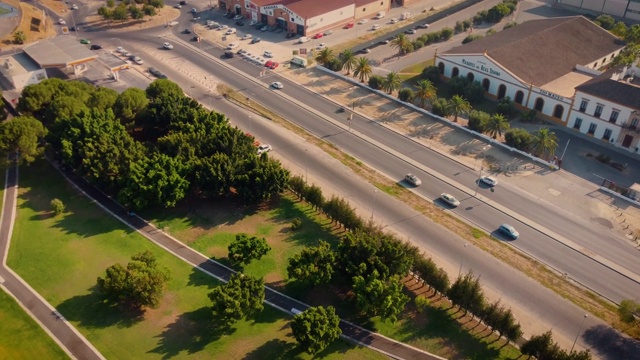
[
  {"left": 357, "top": 19, "right": 368, "bottom": 25},
  {"left": 263, "top": 50, "right": 273, "bottom": 58},
  {"left": 499, "top": 224, "right": 519, "bottom": 239},
  {"left": 390, "top": 18, "right": 399, "bottom": 24},
  {"left": 249, "top": 20, "right": 259, "bottom": 26},
  {"left": 71, "top": 4, "right": 78, "bottom": 10},
  {"left": 174, "top": 4, "right": 182, "bottom": 9},
  {"left": 440, "top": 193, "right": 460, "bottom": 207},
  {"left": 480, "top": 176, "right": 498, "bottom": 187},
  {"left": 163, "top": 42, "right": 174, "bottom": 50},
  {"left": 405, "top": 173, "right": 422, "bottom": 186},
  {"left": 233, "top": 14, "right": 243, "bottom": 21},
  {"left": 257, "top": 144, "right": 272, "bottom": 155},
  {"left": 227, "top": 42, "right": 239, "bottom": 49},
  {"left": 241, "top": 34, "right": 252, "bottom": 40},
  {"left": 58, "top": 18, "right": 66, "bottom": 25},
  {"left": 405, "top": 29, "right": 417, "bottom": 35},
  {"left": 225, "top": 28, "right": 236, "bottom": 35},
  {"left": 133, "top": 56, "right": 144, "bottom": 65},
  {"left": 190, "top": 8, "right": 197, "bottom": 13},
  {"left": 371, "top": 24, "right": 381, "bottom": 30},
  {"left": 218, "top": 25, "right": 229, "bottom": 30},
  {"left": 316, "top": 43, "right": 326, "bottom": 50},
  {"left": 116, "top": 46, "right": 126, "bottom": 53},
  {"left": 298, "top": 37, "right": 310, "bottom": 43},
  {"left": 419, "top": 23, "right": 430, "bottom": 29},
  {"left": 271, "top": 81, "right": 284, "bottom": 89}
]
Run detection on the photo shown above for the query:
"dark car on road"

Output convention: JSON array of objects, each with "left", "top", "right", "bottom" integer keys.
[
  {"left": 224, "top": 50, "right": 234, "bottom": 58},
  {"left": 250, "top": 37, "right": 261, "bottom": 44},
  {"left": 179, "top": 0, "right": 187, "bottom": 4},
  {"left": 89, "top": 44, "right": 102, "bottom": 50},
  {"left": 236, "top": 20, "right": 244, "bottom": 26}
]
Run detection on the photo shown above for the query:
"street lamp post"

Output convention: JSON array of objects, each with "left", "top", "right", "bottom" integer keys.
[
  {"left": 571, "top": 314, "right": 588, "bottom": 352},
  {"left": 348, "top": 113, "right": 353, "bottom": 132},
  {"left": 371, "top": 189, "right": 379, "bottom": 222},
  {"left": 458, "top": 242, "right": 469, "bottom": 277},
  {"left": 473, "top": 166, "right": 483, "bottom": 197}
]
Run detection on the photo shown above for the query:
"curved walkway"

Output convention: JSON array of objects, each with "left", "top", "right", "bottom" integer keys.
[{"left": 0, "top": 163, "right": 105, "bottom": 360}]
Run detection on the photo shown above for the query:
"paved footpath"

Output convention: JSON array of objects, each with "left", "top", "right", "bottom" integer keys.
[
  {"left": 52, "top": 163, "right": 444, "bottom": 360},
  {"left": 0, "top": 164, "right": 105, "bottom": 360}
]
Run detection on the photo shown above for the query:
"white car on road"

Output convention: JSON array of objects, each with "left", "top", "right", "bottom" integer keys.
[
  {"left": 163, "top": 42, "right": 174, "bottom": 50},
  {"left": 316, "top": 43, "right": 326, "bottom": 50},
  {"left": 390, "top": 18, "right": 399, "bottom": 24},
  {"left": 271, "top": 82, "right": 284, "bottom": 89},
  {"left": 58, "top": 18, "right": 66, "bottom": 25},
  {"left": 358, "top": 19, "right": 368, "bottom": 25},
  {"left": 440, "top": 193, "right": 460, "bottom": 207},
  {"left": 263, "top": 50, "right": 273, "bottom": 58},
  {"left": 404, "top": 173, "right": 422, "bottom": 186},
  {"left": 225, "top": 28, "right": 236, "bottom": 35},
  {"left": 480, "top": 175, "right": 498, "bottom": 187},
  {"left": 218, "top": 24, "right": 229, "bottom": 30},
  {"left": 241, "top": 34, "right": 253, "bottom": 40},
  {"left": 227, "top": 42, "right": 239, "bottom": 49},
  {"left": 257, "top": 144, "right": 272, "bottom": 155},
  {"left": 371, "top": 24, "right": 381, "bottom": 30}
]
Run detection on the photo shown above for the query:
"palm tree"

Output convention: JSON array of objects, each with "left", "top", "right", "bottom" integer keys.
[
  {"left": 339, "top": 50, "right": 357, "bottom": 75},
  {"left": 353, "top": 57, "right": 372, "bottom": 83},
  {"left": 315, "top": 48, "right": 335, "bottom": 66},
  {"left": 530, "top": 127, "right": 558, "bottom": 159},
  {"left": 383, "top": 72, "right": 402, "bottom": 94},
  {"left": 485, "top": 114, "right": 510, "bottom": 139},
  {"left": 413, "top": 79, "right": 436, "bottom": 108},
  {"left": 390, "top": 33, "right": 413, "bottom": 55},
  {"left": 447, "top": 95, "right": 472, "bottom": 122}
]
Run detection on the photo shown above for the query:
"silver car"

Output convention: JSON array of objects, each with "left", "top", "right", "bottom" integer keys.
[
  {"left": 499, "top": 224, "right": 519, "bottom": 239},
  {"left": 440, "top": 193, "right": 460, "bottom": 207},
  {"left": 405, "top": 173, "right": 421, "bottom": 186}
]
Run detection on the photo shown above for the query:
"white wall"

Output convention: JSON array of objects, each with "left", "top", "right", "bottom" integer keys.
[{"left": 567, "top": 90, "right": 633, "bottom": 146}]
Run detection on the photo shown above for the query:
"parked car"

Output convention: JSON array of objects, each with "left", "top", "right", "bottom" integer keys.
[
  {"left": 379, "top": 39, "right": 390, "bottom": 44},
  {"left": 227, "top": 42, "right": 239, "bottom": 49},
  {"left": 225, "top": 28, "right": 236, "bottom": 35},
  {"left": 298, "top": 36, "right": 310, "bottom": 43},
  {"left": 116, "top": 46, "right": 126, "bottom": 53},
  {"left": 260, "top": 26, "right": 268, "bottom": 32},
  {"left": 271, "top": 81, "right": 284, "bottom": 89},
  {"left": 163, "top": 42, "right": 174, "bottom": 49},
  {"left": 480, "top": 176, "right": 498, "bottom": 187},
  {"left": 179, "top": 0, "right": 187, "bottom": 5},
  {"left": 405, "top": 29, "right": 417, "bottom": 34},
  {"left": 71, "top": 4, "right": 78, "bottom": 10},
  {"left": 404, "top": 173, "right": 422, "bottom": 186},
  {"left": 371, "top": 24, "right": 381, "bottom": 30},
  {"left": 344, "top": 22, "right": 354, "bottom": 29},
  {"left": 265, "top": 60, "right": 273, "bottom": 67},
  {"left": 174, "top": 4, "right": 182, "bottom": 9},
  {"left": 148, "top": 67, "right": 162, "bottom": 77},
  {"left": 440, "top": 193, "right": 460, "bottom": 207},
  {"left": 269, "top": 61, "right": 279, "bottom": 69},
  {"left": 257, "top": 144, "right": 272, "bottom": 155},
  {"left": 241, "top": 34, "right": 252, "bottom": 40},
  {"left": 498, "top": 224, "right": 519, "bottom": 239},
  {"left": 389, "top": 18, "right": 399, "bottom": 24},
  {"left": 218, "top": 24, "right": 229, "bottom": 30},
  {"left": 133, "top": 56, "right": 143, "bottom": 65},
  {"left": 419, "top": 23, "right": 430, "bottom": 28},
  {"left": 313, "top": 33, "right": 323, "bottom": 39},
  {"left": 360, "top": 48, "right": 371, "bottom": 54},
  {"left": 250, "top": 37, "right": 261, "bottom": 44},
  {"left": 316, "top": 43, "right": 326, "bottom": 50},
  {"left": 68, "top": 26, "right": 77, "bottom": 32},
  {"left": 323, "top": 30, "right": 333, "bottom": 36},
  {"left": 236, "top": 21, "right": 244, "bottom": 26},
  {"left": 90, "top": 44, "right": 102, "bottom": 50},
  {"left": 190, "top": 8, "right": 197, "bottom": 13},
  {"left": 237, "top": 49, "right": 247, "bottom": 55},
  {"left": 233, "top": 14, "right": 243, "bottom": 21},
  {"left": 357, "top": 19, "right": 368, "bottom": 25},
  {"left": 224, "top": 50, "right": 235, "bottom": 58},
  {"left": 263, "top": 50, "right": 273, "bottom": 58},
  {"left": 79, "top": 38, "right": 90, "bottom": 44},
  {"left": 249, "top": 20, "right": 259, "bottom": 26}
]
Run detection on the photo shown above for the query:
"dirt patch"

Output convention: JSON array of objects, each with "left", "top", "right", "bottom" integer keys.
[
  {"left": 0, "top": 0, "right": 57, "bottom": 46},
  {"left": 83, "top": 7, "right": 180, "bottom": 32}
]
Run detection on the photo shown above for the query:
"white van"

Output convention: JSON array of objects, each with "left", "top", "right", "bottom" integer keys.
[
  {"left": 298, "top": 36, "right": 310, "bottom": 43},
  {"left": 291, "top": 56, "right": 307, "bottom": 67},
  {"left": 374, "top": 11, "right": 385, "bottom": 19},
  {"left": 400, "top": 12, "right": 412, "bottom": 20}
]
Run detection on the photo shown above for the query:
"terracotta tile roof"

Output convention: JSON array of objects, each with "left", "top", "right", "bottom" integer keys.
[
  {"left": 285, "top": 0, "right": 352, "bottom": 19},
  {"left": 443, "top": 16, "right": 625, "bottom": 86},
  {"left": 575, "top": 67, "right": 640, "bottom": 109}
]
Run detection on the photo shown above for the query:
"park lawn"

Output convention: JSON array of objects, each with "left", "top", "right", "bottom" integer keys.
[
  {"left": 0, "top": 289, "right": 69, "bottom": 360},
  {"left": 7, "top": 160, "right": 384, "bottom": 360},
  {"left": 145, "top": 194, "right": 342, "bottom": 286}
]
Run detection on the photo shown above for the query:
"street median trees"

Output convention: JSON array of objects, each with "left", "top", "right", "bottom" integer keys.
[
  {"left": 291, "top": 306, "right": 342, "bottom": 354},
  {"left": 208, "top": 273, "right": 265, "bottom": 327},
  {"left": 228, "top": 233, "right": 271, "bottom": 266},
  {"left": 287, "top": 240, "right": 335, "bottom": 286}
]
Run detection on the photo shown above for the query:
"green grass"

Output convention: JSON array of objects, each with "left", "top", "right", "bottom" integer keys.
[
  {"left": 399, "top": 59, "right": 435, "bottom": 75},
  {"left": 0, "top": 289, "right": 70, "bottom": 360},
  {"left": 7, "top": 160, "right": 384, "bottom": 360},
  {"left": 0, "top": 7, "right": 10, "bottom": 15}
]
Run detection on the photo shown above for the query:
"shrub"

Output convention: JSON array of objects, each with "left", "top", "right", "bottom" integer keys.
[
  {"left": 426, "top": 32, "right": 441, "bottom": 44},
  {"left": 468, "top": 110, "right": 490, "bottom": 132},
  {"left": 440, "top": 27, "right": 454, "bottom": 40},
  {"left": 398, "top": 88, "right": 414, "bottom": 102},
  {"left": 50, "top": 198, "right": 65, "bottom": 215},
  {"left": 496, "top": 96, "right": 516, "bottom": 117},
  {"left": 503, "top": 21, "right": 518, "bottom": 30},
  {"left": 504, "top": 128, "right": 532, "bottom": 151},
  {"left": 412, "top": 40, "right": 425, "bottom": 50},
  {"left": 291, "top": 217, "right": 303, "bottom": 230},
  {"left": 596, "top": 14, "right": 615, "bottom": 30},
  {"left": 368, "top": 75, "right": 384, "bottom": 90},
  {"left": 454, "top": 21, "right": 465, "bottom": 33},
  {"left": 325, "top": 58, "right": 342, "bottom": 72},
  {"left": 448, "top": 76, "right": 469, "bottom": 96},
  {"left": 462, "top": 34, "right": 483, "bottom": 44},
  {"left": 486, "top": 28, "right": 496, "bottom": 36},
  {"left": 464, "top": 81, "right": 486, "bottom": 105},
  {"left": 474, "top": 11, "right": 487, "bottom": 24},
  {"left": 430, "top": 98, "right": 450, "bottom": 117},
  {"left": 462, "top": 19, "right": 472, "bottom": 30},
  {"left": 421, "top": 66, "right": 440, "bottom": 84}
]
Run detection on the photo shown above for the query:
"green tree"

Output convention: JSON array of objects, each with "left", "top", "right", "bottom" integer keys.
[
  {"left": 447, "top": 95, "right": 472, "bottom": 122},
  {"left": 504, "top": 128, "right": 532, "bottom": 151},
  {"left": 129, "top": 5, "right": 144, "bottom": 20},
  {"left": 462, "top": 34, "right": 483, "bottom": 44},
  {"left": 485, "top": 113, "right": 510, "bottom": 139},
  {"left": 413, "top": 79, "right": 436, "bottom": 108},
  {"left": 521, "top": 330, "right": 556, "bottom": 359},
  {"left": 302, "top": 184, "right": 324, "bottom": 209},
  {"left": 339, "top": 49, "right": 357, "bottom": 75},
  {"left": 208, "top": 273, "right": 264, "bottom": 327},
  {"left": 143, "top": 5, "right": 156, "bottom": 16},
  {"left": 530, "top": 127, "right": 558, "bottom": 159},
  {"left": 353, "top": 57, "right": 372, "bottom": 83},
  {"left": 352, "top": 272, "right": 409, "bottom": 322},
  {"left": 421, "top": 65, "right": 440, "bottom": 84},
  {"left": 87, "top": 87, "right": 118, "bottom": 111},
  {"left": 496, "top": 96, "right": 515, "bottom": 117},
  {"left": 315, "top": 47, "right": 335, "bottom": 66},
  {"left": 503, "top": 21, "right": 517, "bottom": 30},
  {"left": 596, "top": 14, "right": 615, "bottom": 30},
  {"left": 447, "top": 271, "right": 485, "bottom": 316},
  {"left": 487, "top": 3, "right": 511, "bottom": 23},
  {"left": 439, "top": 27, "right": 454, "bottom": 40},
  {"left": 111, "top": 4, "right": 129, "bottom": 21},
  {"left": 13, "top": 30, "right": 26, "bottom": 44},
  {"left": 398, "top": 88, "right": 414, "bottom": 102},
  {"left": 430, "top": 97, "right": 450, "bottom": 117},
  {"left": 96, "top": 251, "right": 171, "bottom": 309},
  {"left": 382, "top": 71, "right": 402, "bottom": 94},
  {"left": 228, "top": 233, "right": 271, "bottom": 265},
  {"left": 291, "top": 306, "right": 342, "bottom": 354},
  {"left": 618, "top": 299, "right": 640, "bottom": 323},
  {"left": 50, "top": 198, "right": 65, "bottom": 215},
  {"left": 149, "top": 0, "right": 163, "bottom": 8},
  {"left": 0, "top": 116, "right": 47, "bottom": 165},
  {"left": 467, "top": 110, "right": 490, "bottom": 132},
  {"left": 114, "top": 87, "right": 149, "bottom": 128},
  {"left": 611, "top": 21, "right": 628, "bottom": 38},
  {"left": 287, "top": 241, "right": 335, "bottom": 286},
  {"left": 367, "top": 75, "right": 384, "bottom": 90},
  {"left": 97, "top": 6, "right": 112, "bottom": 20},
  {"left": 626, "top": 24, "right": 640, "bottom": 43},
  {"left": 390, "top": 33, "right": 413, "bottom": 55}
]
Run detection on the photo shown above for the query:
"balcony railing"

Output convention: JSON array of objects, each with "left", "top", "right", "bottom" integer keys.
[{"left": 621, "top": 122, "right": 640, "bottom": 133}]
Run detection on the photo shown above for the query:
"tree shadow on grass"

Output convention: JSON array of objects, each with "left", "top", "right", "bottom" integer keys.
[
  {"left": 583, "top": 324, "right": 640, "bottom": 360},
  {"left": 187, "top": 266, "right": 222, "bottom": 290},
  {"left": 149, "top": 306, "right": 236, "bottom": 359},
  {"left": 270, "top": 196, "right": 341, "bottom": 248},
  {"left": 392, "top": 306, "right": 501, "bottom": 360},
  {"left": 242, "top": 339, "right": 302, "bottom": 360},
  {"left": 56, "top": 287, "right": 144, "bottom": 329}
]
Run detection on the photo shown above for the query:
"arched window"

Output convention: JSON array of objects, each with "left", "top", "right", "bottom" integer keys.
[
  {"left": 451, "top": 67, "right": 459, "bottom": 78},
  {"left": 497, "top": 84, "right": 507, "bottom": 99},
  {"left": 438, "top": 62, "right": 445, "bottom": 74},
  {"left": 514, "top": 90, "right": 524, "bottom": 104},
  {"left": 534, "top": 98, "right": 544, "bottom": 112},
  {"left": 466, "top": 72, "right": 474, "bottom": 82},
  {"left": 482, "top": 78, "right": 490, "bottom": 91},
  {"left": 553, "top": 105, "right": 564, "bottom": 119}
]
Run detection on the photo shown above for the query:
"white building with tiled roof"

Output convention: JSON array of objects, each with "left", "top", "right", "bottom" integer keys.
[
  {"left": 218, "top": 0, "right": 390, "bottom": 35},
  {"left": 568, "top": 63, "right": 640, "bottom": 153},
  {"left": 435, "top": 16, "right": 625, "bottom": 126}
]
